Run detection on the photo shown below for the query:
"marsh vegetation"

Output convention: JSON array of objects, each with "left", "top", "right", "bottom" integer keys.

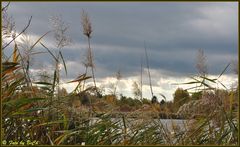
[{"left": 1, "top": 3, "right": 238, "bottom": 145}]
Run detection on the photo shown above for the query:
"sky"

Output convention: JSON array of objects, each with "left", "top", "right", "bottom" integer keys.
[{"left": 2, "top": 2, "right": 238, "bottom": 101}]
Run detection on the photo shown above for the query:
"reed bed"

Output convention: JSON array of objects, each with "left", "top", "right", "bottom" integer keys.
[{"left": 1, "top": 4, "right": 238, "bottom": 145}]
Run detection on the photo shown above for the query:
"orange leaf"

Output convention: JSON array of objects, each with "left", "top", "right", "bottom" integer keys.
[{"left": 13, "top": 43, "right": 19, "bottom": 63}]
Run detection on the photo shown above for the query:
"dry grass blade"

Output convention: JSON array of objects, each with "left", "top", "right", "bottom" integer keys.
[
  {"left": 59, "top": 51, "right": 67, "bottom": 75},
  {"left": 159, "top": 93, "right": 166, "bottom": 100},
  {"left": 2, "top": 62, "right": 20, "bottom": 76},
  {"left": 29, "top": 51, "right": 47, "bottom": 56},
  {"left": 3, "top": 97, "right": 45, "bottom": 108},
  {"left": 34, "top": 120, "right": 66, "bottom": 127},
  {"left": 13, "top": 43, "right": 19, "bottom": 63},
  {"left": 67, "top": 74, "right": 92, "bottom": 83},
  {"left": 40, "top": 42, "right": 58, "bottom": 62},
  {"left": 172, "top": 81, "right": 200, "bottom": 85},
  {"left": 144, "top": 41, "right": 153, "bottom": 97},
  {"left": 199, "top": 76, "right": 217, "bottom": 83},
  {"left": 217, "top": 80, "right": 228, "bottom": 90},
  {"left": 52, "top": 70, "right": 57, "bottom": 95},
  {"left": 34, "top": 81, "right": 53, "bottom": 86},
  {"left": 218, "top": 63, "right": 230, "bottom": 79},
  {"left": 29, "top": 31, "right": 51, "bottom": 51},
  {"left": 3, "top": 97, "right": 46, "bottom": 117},
  {"left": 2, "top": 2, "right": 10, "bottom": 11}
]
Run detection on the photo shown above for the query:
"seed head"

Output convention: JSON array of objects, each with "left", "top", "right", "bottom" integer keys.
[{"left": 81, "top": 10, "right": 92, "bottom": 38}]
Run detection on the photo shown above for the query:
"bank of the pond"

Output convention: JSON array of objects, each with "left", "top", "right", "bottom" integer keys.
[
  {"left": 95, "top": 112, "right": 185, "bottom": 119},
  {"left": 88, "top": 117, "right": 190, "bottom": 133}
]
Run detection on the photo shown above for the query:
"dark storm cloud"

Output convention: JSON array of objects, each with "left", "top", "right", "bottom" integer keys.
[{"left": 4, "top": 2, "right": 238, "bottom": 80}]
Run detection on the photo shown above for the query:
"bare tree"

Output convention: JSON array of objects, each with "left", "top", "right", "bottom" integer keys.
[{"left": 38, "top": 70, "right": 51, "bottom": 83}]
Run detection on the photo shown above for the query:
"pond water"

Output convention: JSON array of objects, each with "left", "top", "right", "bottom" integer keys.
[{"left": 89, "top": 117, "right": 190, "bottom": 132}]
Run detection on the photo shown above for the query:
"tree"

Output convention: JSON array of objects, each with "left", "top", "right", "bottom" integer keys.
[
  {"left": 191, "top": 91, "right": 202, "bottom": 100},
  {"left": 80, "top": 93, "right": 90, "bottom": 105},
  {"left": 132, "top": 81, "right": 141, "bottom": 99},
  {"left": 165, "top": 101, "right": 174, "bottom": 113},
  {"left": 173, "top": 88, "right": 190, "bottom": 111},
  {"left": 105, "top": 95, "right": 117, "bottom": 105},
  {"left": 151, "top": 96, "right": 158, "bottom": 104},
  {"left": 142, "top": 98, "right": 151, "bottom": 105},
  {"left": 38, "top": 70, "right": 51, "bottom": 83},
  {"left": 160, "top": 99, "right": 165, "bottom": 105}
]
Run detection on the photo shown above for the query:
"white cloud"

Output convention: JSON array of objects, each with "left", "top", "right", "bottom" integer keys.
[{"left": 61, "top": 69, "right": 237, "bottom": 102}]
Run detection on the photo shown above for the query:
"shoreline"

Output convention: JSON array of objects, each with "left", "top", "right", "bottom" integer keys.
[{"left": 94, "top": 112, "right": 185, "bottom": 120}]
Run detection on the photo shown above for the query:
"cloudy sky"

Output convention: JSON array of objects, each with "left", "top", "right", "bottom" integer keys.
[{"left": 3, "top": 2, "right": 238, "bottom": 101}]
